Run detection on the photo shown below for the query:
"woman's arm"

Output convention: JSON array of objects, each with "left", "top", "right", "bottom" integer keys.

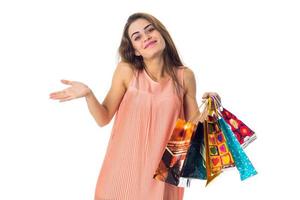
[
  {"left": 183, "top": 67, "right": 221, "bottom": 122},
  {"left": 183, "top": 67, "right": 199, "bottom": 121},
  {"left": 85, "top": 62, "right": 134, "bottom": 127}
]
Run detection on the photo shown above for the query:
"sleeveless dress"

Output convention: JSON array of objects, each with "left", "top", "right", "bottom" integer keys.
[{"left": 94, "top": 67, "right": 186, "bottom": 200}]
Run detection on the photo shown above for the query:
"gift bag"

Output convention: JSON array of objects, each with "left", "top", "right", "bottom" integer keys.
[
  {"left": 154, "top": 96, "right": 258, "bottom": 187},
  {"left": 213, "top": 97, "right": 256, "bottom": 148},
  {"left": 153, "top": 101, "right": 208, "bottom": 187},
  {"left": 182, "top": 97, "right": 257, "bottom": 186},
  {"left": 210, "top": 97, "right": 257, "bottom": 182},
  {"left": 218, "top": 117, "right": 258, "bottom": 180},
  {"left": 153, "top": 118, "right": 197, "bottom": 187},
  {"left": 203, "top": 98, "right": 235, "bottom": 186},
  {"left": 180, "top": 122, "right": 207, "bottom": 181}
]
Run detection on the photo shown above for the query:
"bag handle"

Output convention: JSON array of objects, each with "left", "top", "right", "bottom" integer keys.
[
  {"left": 187, "top": 98, "right": 209, "bottom": 123},
  {"left": 211, "top": 95, "right": 223, "bottom": 110},
  {"left": 186, "top": 95, "right": 223, "bottom": 124},
  {"left": 208, "top": 96, "right": 223, "bottom": 118}
]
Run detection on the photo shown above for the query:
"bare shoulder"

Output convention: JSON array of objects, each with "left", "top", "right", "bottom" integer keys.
[
  {"left": 115, "top": 61, "right": 134, "bottom": 75},
  {"left": 114, "top": 61, "right": 135, "bottom": 88},
  {"left": 181, "top": 66, "right": 196, "bottom": 93},
  {"left": 182, "top": 66, "right": 195, "bottom": 80}
]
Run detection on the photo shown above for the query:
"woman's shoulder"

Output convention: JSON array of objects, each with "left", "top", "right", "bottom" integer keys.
[
  {"left": 115, "top": 61, "right": 136, "bottom": 88},
  {"left": 176, "top": 65, "right": 194, "bottom": 77},
  {"left": 116, "top": 61, "right": 135, "bottom": 73},
  {"left": 176, "top": 66, "right": 196, "bottom": 91},
  {"left": 177, "top": 65, "right": 192, "bottom": 71}
]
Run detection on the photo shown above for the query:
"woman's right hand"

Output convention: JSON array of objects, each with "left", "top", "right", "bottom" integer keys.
[{"left": 49, "top": 79, "right": 92, "bottom": 102}]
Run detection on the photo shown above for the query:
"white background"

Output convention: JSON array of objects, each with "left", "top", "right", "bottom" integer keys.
[{"left": 0, "top": 0, "right": 299, "bottom": 199}]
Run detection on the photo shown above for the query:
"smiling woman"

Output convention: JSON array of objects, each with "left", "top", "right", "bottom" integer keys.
[{"left": 49, "top": 12, "right": 221, "bottom": 200}]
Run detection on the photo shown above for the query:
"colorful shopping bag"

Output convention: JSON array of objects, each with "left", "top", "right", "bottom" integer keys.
[
  {"left": 153, "top": 100, "right": 209, "bottom": 187},
  {"left": 153, "top": 118, "right": 197, "bottom": 187},
  {"left": 203, "top": 98, "right": 235, "bottom": 185},
  {"left": 180, "top": 122, "right": 207, "bottom": 181},
  {"left": 218, "top": 117, "right": 258, "bottom": 180},
  {"left": 221, "top": 107, "right": 256, "bottom": 148},
  {"left": 212, "top": 96, "right": 256, "bottom": 148},
  {"left": 208, "top": 97, "right": 257, "bottom": 182},
  {"left": 154, "top": 96, "right": 257, "bottom": 187}
]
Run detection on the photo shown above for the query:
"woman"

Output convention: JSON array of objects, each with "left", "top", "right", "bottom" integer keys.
[{"left": 49, "top": 12, "right": 221, "bottom": 200}]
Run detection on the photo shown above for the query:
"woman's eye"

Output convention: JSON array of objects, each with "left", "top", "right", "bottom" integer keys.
[
  {"left": 148, "top": 27, "right": 155, "bottom": 32},
  {"left": 133, "top": 27, "right": 155, "bottom": 41}
]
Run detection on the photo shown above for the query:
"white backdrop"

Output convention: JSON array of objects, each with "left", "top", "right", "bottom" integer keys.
[{"left": 0, "top": 0, "right": 299, "bottom": 199}]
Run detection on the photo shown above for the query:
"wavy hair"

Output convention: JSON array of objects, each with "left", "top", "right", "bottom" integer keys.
[{"left": 118, "top": 12, "right": 185, "bottom": 99}]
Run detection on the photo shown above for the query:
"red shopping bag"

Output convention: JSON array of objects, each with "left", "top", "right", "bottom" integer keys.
[{"left": 212, "top": 96, "right": 256, "bottom": 148}]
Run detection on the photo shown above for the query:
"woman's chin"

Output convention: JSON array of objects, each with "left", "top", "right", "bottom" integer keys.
[{"left": 143, "top": 49, "right": 164, "bottom": 60}]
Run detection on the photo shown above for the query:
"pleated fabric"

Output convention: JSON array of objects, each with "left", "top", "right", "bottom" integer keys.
[{"left": 94, "top": 66, "right": 186, "bottom": 200}]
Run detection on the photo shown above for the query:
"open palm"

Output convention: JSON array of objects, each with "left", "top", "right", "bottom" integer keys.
[{"left": 49, "top": 79, "right": 91, "bottom": 102}]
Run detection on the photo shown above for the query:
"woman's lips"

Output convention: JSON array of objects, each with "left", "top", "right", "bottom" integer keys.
[{"left": 145, "top": 40, "right": 157, "bottom": 49}]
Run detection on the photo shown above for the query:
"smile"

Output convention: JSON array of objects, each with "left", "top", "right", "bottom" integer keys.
[{"left": 145, "top": 40, "right": 157, "bottom": 49}]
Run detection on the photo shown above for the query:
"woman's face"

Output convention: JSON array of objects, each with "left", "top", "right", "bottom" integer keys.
[{"left": 128, "top": 18, "right": 166, "bottom": 60}]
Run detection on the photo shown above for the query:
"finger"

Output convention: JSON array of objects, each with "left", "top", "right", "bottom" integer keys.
[
  {"left": 207, "top": 92, "right": 219, "bottom": 99},
  {"left": 202, "top": 92, "right": 216, "bottom": 99},
  {"left": 59, "top": 96, "right": 73, "bottom": 102},
  {"left": 49, "top": 93, "right": 60, "bottom": 98},
  {"left": 61, "top": 79, "right": 72, "bottom": 85},
  {"left": 49, "top": 90, "right": 65, "bottom": 97},
  {"left": 49, "top": 91, "right": 62, "bottom": 96},
  {"left": 50, "top": 91, "right": 69, "bottom": 99},
  {"left": 50, "top": 94, "right": 68, "bottom": 100},
  {"left": 202, "top": 92, "right": 209, "bottom": 99},
  {"left": 210, "top": 93, "right": 221, "bottom": 102}
]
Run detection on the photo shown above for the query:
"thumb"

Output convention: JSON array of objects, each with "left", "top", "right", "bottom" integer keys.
[{"left": 61, "top": 79, "right": 72, "bottom": 85}]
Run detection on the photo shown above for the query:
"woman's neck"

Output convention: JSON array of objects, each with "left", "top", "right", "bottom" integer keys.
[{"left": 143, "top": 57, "right": 166, "bottom": 80}]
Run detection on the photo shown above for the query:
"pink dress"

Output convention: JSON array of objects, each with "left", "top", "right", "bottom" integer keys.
[{"left": 94, "top": 67, "right": 186, "bottom": 200}]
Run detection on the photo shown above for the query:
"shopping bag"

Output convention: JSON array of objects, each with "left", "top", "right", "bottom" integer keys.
[
  {"left": 154, "top": 96, "right": 258, "bottom": 187},
  {"left": 218, "top": 117, "right": 258, "bottom": 180},
  {"left": 203, "top": 98, "right": 235, "bottom": 186},
  {"left": 213, "top": 97, "right": 256, "bottom": 148},
  {"left": 153, "top": 100, "right": 208, "bottom": 187},
  {"left": 153, "top": 118, "right": 197, "bottom": 187},
  {"left": 180, "top": 122, "right": 207, "bottom": 181},
  {"left": 211, "top": 96, "right": 257, "bottom": 182}
]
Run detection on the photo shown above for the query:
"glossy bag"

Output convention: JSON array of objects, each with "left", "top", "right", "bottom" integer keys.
[
  {"left": 153, "top": 100, "right": 208, "bottom": 187},
  {"left": 153, "top": 118, "right": 197, "bottom": 187},
  {"left": 213, "top": 97, "right": 256, "bottom": 148},
  {"left": 203, "top": 98, "right": 235, "bottom": 185}
]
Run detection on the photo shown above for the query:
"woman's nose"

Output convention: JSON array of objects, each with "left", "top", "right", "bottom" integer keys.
[{"left": 143, "top": 33, "right": 151, "bottom": 41}]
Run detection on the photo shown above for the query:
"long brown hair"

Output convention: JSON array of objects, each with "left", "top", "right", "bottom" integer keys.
[{"left": 118, "top": 12, "right": 185, "bottom": 98}]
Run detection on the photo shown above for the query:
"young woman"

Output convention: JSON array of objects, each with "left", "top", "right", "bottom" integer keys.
[{"left": 49, "top": 12, "right": 221, "bottom": 200}]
